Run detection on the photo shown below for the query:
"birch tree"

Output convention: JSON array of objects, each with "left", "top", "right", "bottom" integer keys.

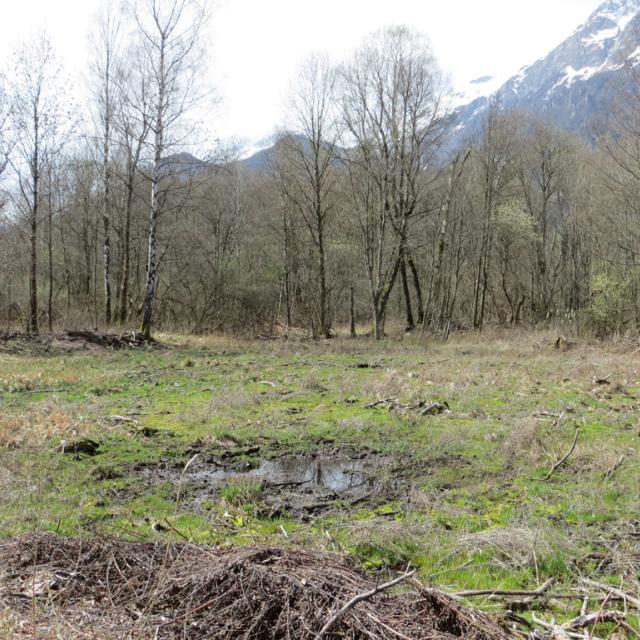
[
  {"left": 131, "top": 0, "right": 210, "bottom": 338},
  {"left": 114, "top": 45, "right": 151, "bottom": 325}
]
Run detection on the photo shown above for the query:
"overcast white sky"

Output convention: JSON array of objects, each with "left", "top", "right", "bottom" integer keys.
[{"left": 0, "top": 0, "right": 604, "bottom": 144}]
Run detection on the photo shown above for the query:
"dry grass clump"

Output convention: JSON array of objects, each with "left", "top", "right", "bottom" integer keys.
[
  {"left": 0, "top": 533, "right": 511, "bottom": 640},
  {"left": 0, "top": 371, "right": 46, "bottom": 393},
  {"left": 368, "top": 370, "right": 415, "bottom": 404},
  {"left": 458, "top": 527, "right": 552, "bottom": 570},
  {"left": 502, "top": 417, "right": 549, "bottom": 464},
  {"left": 0, "top": 607, "right": 21, "bottom": 638},
  {"left": 568, "top": 444, "right": 628, "bottom": 477},
  {"left": 299, "top": 372, "right": 329, "bottom": 393},
  {"left": 207, "top": 387, "right": 262, "bottom": 417},
  {"left": 0, "top": 404, "right": 85, "bottom": 449},
  {"left": 336, "top": 417, "right": 370, "bottom": 432}
]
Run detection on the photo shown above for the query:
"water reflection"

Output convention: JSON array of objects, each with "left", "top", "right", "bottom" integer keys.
[{"left": 192, "top": 457, "right": 371, "bottom": 493}]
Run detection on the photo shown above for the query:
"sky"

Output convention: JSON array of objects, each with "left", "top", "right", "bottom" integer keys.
[{"left": 0, "top": 0, "right": 605, "bottom": 146}]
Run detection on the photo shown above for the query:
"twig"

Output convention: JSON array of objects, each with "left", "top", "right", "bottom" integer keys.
[
  {"left": 455, "top": 588, "right": 582, "bottom": 601},
  {"left": 316, "top": 568, "right": 416, "bottom": 638},
  {"left": 530, "top": 614, "right": 604, "bottom": 640},
  {"left": 604, "top": 455, "right": 625, "bottom": 480},
  {"left": 580, "top": 596, "right": 588, "bottom": 617},
  {"left": 620, "top": 620, "right": 640, "bottom": 639},
  {"left": 456, "top": 578, "right": 556, "bottom": 599},
  {"left": 567, "top": 611, "right": 626, "bottom": 629},
  {"left": 365, "top": 611, "right": 413, "bottom": 640},
  {"left": 534, "top": 411, "right": 562, "bottom": 419},
  {"left": 175, "top": 454, "right": 199, "bottom": 512},
  {"left": 7, "top": 388, "right": 65, "bottom": 395},
  {"left": 364, "top": 398, "right": 397, "bottom": 409},
  {"left": 546, "top": 427, "right": 580, "bottom": 480},
  {"left": 161, "top": 519, "right": 190, "bottom": 542},
  {"left": 580, "top": 578, "right": 640, "bottom": 609}
]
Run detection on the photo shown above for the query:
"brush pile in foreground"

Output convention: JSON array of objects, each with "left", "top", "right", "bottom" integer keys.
[{"left": 0, "top": 534, "right": 511, "bottom": 639}]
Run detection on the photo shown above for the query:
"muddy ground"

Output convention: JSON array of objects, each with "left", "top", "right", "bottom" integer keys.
[{"left": 132, "top": 444, "right": 416, "bottom": 519}]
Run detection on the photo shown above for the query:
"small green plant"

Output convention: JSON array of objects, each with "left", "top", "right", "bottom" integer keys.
[{"left": 220, "top": 477, "right": 264, "bottom": 506}]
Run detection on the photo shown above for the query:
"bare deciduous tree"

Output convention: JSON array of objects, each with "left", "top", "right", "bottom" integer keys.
[
  {"left": 10, "top": 33, "right": 72, "bottom": 334},
  {"left": 131, "top": 0, "right": 210, "bottom": 338},
  {"left": 90, "top": 0, "right": 122, "bottom": 326},
  {"left": 273, "top": 54, "right": 339, "bottom": 338},
  {"left": 339, "top": 26, "right": 446, "bottom": 338},
  {"left": 471, "top": 104, "right": 517, "bottom": 331},
  {"left": 113, "top": 43, "right": 152, "bottom": 325}
]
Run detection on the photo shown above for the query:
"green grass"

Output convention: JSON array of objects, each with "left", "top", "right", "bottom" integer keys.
[{"left": 1, "top": 329, "right": 640, "bottom": 617}]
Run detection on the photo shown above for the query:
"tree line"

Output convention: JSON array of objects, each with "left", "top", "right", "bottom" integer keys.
[{"left": 0, "top": 0, "right": 638, "bottom": 339}]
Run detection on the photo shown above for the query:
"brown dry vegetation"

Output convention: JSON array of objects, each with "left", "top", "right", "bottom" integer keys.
[{"left": 0, "top": 534, "right": 511, "bottom": 640}]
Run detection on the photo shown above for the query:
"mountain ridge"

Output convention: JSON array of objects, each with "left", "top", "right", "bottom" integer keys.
[{"left": 450, "top": 0, "right": 640, "bottom": 146}]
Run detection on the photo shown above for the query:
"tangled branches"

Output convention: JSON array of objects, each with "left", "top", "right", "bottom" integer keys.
[{"left": 0, "top": 534, "right": 510, "bottom": 640}]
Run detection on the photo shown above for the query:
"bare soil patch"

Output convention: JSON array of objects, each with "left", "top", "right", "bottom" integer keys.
[{"left": 0, "top": 533, "right": 511, "bottom": 640}]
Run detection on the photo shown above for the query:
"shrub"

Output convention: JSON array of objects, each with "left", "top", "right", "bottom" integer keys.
[{"left": 586, "top": 271, "right": 629, "bottom": 338}]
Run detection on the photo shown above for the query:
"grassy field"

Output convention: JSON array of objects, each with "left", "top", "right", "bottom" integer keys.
[{"left": 1, "top": 329, "right": 639, "bottom": 622}]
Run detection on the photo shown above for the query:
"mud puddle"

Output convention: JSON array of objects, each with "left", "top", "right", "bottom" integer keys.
[
  {"left": 134, "top": 447, "right": 406, "bottom": 519},
  {"left": 191, "top": 457, "right": 370, "bottom": 491}
]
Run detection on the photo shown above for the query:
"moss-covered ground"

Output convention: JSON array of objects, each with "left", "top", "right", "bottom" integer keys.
[{"left": 1, "top": 330, "right": 639, "bottom": 622}]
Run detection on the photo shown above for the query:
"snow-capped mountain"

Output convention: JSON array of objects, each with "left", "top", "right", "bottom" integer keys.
[
  {"left": 237, "top": 0, "right": 640, "bottom": 168},
  {"left": 452, "top": 0, "right": 640, "bottom": 145}
]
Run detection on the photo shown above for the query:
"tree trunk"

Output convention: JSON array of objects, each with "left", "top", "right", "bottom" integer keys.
[
  {"left": 103, "top": 210, "right": 112, "bottom": 325},
  {"left": 406, "top": 252, "right": 423, "bottom": 326},
  {"left": 369, "top": 253, "right": 401, "bottom": 340},
  {"left": 350, "top": 285, "right": 356, "bottom": 337},
  {"left": 47, "top": 187, "right": 53, "bottom": 332},
  {"left": 399, "top": 252, "right": 415, "bottom": 331},
  {"left": 141, "top": 207, "right": 158, "bottom": 338},
  {"left": 119, "top": 176, "right": 133, "bottom": 325},
  {"left": 373, "top": 303, "right": 385, "bottom": 339},
  {"left": 28, "top": 213, "right": 39, "bottom": 334},
  {"left": 103, "top": 133, "right": 112, "bottom": 326},
  {"left": 141, "top": 41, "right": 166, "bottom": 339},
  {"left": 318, "top": 226, "right": 330, "bottom": 338}
]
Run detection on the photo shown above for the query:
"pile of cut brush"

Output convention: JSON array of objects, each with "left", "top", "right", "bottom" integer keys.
[
  {"left": 0, "top": 330, "right": 160, "bottom": 353},
  {"left": 63, "top": 330, "right": 160, "bottom": 349},
  {"left": 0, "top": 534, "right": 510, "bottom": 640}
]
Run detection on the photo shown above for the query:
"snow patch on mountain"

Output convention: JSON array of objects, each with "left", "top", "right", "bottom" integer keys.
[
  {"left": 559, "top": 64, "right": 602, "bottom": 87},
  {"left": 450, "top": 75, "right": 505, "bottom": 107},
  {"left": 583, "top": 26, "right": 620, "bottom": 46},
  {"left": 448, "top": 0, "right": 640, "bottom": 149},
  {"left": 239, "top": 135, "right": 277, "bottom": 161},
  {"left": 599, "top": 0, "right": 639, "bottom": 29}
]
